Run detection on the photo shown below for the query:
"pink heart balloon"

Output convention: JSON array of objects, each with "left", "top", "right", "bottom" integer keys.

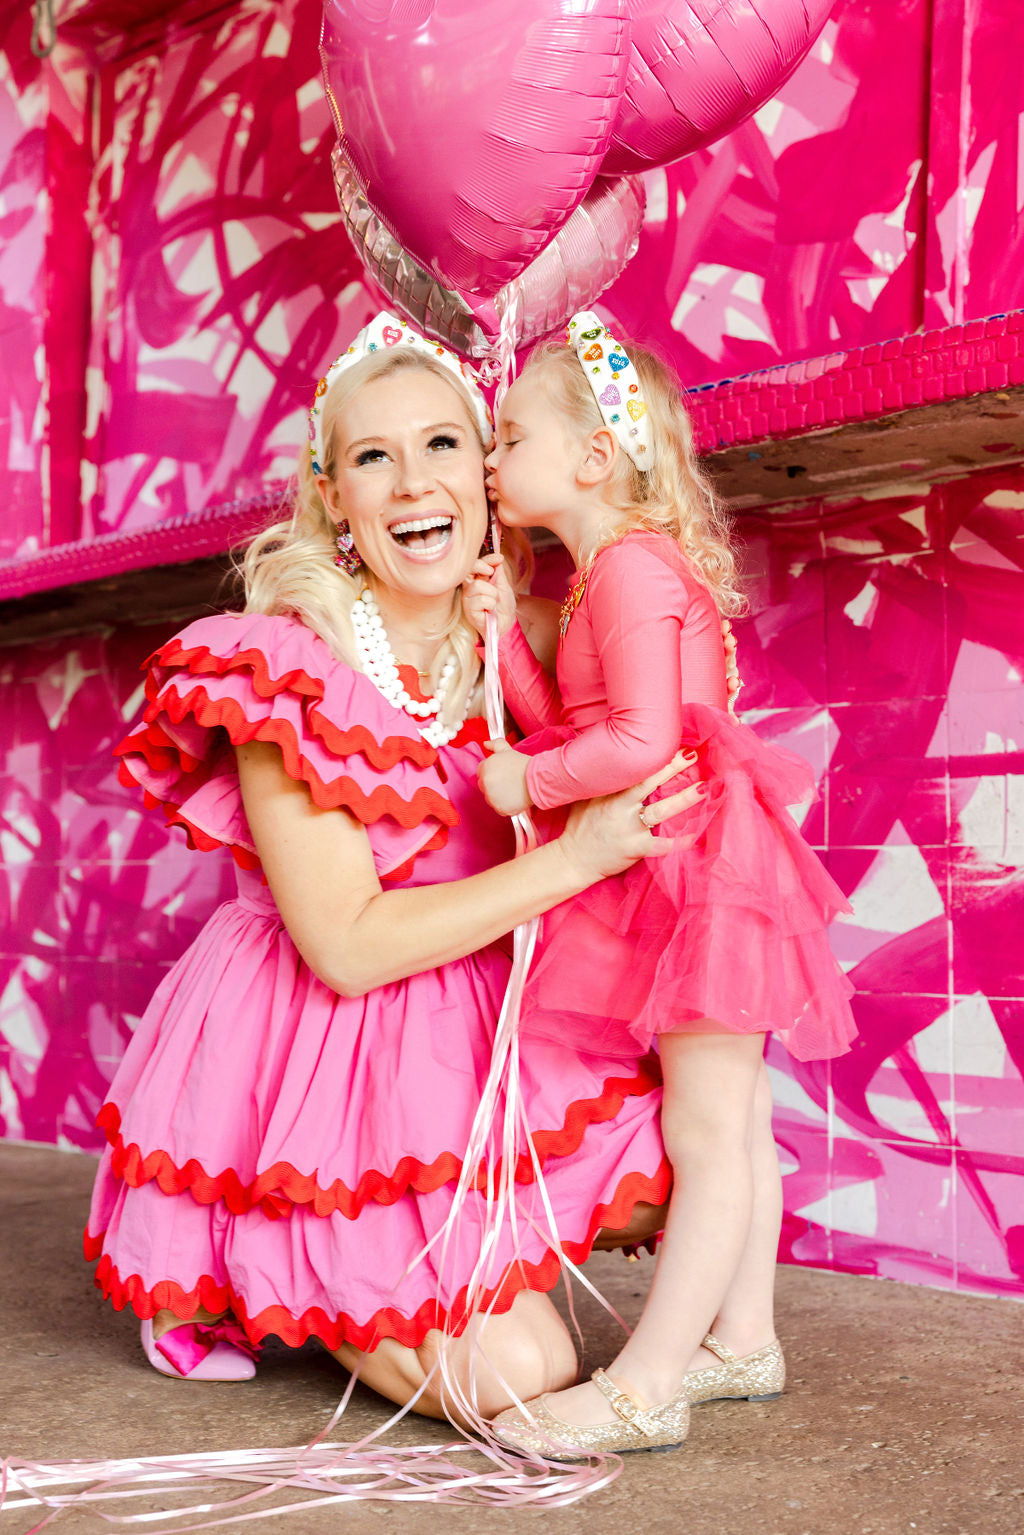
[
  {"left": 320, "top": 0, "right": 631, "bottom": 298},
  {"left": 601, "top": 0, "right": 834, "bottom": 174},
  {"left": 334, "top": 147, "right": 646, "bottom": 358}
]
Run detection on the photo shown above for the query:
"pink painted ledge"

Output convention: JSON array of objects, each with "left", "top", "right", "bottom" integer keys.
[
  {"left": 0, "top": 489, "right": 285, "bottom": 605},
  {"left": 2, "top": 309, "right": 1024, "bottom": 609},
  {"left": 686, "top": 309, "right": 1024, "bottom": 454}
]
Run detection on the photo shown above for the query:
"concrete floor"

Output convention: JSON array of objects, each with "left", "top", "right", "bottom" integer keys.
[{"left": 0, "top": 1143, "right": 1021, "bottom": 1535}]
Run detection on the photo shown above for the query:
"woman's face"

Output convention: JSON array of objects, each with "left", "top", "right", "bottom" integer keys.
[{"left": 322, "top": 367, "right": 489, "bottom": 602}]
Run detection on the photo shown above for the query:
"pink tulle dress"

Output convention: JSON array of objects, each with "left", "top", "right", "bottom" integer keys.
[
  {"left": 85, "top": 611, "right": 672, "bottom": 1354},
  {"left": 500, "top": 530, "right": 857, "bottom": 1063}
]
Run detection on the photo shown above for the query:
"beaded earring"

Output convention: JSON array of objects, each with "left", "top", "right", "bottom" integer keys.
[{"left": 334, "top": 522, "right": 362, "bottom": 576}]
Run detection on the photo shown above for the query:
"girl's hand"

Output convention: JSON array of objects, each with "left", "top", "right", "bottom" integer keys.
[
  {"left": 557, "top": 751, "right": 705, "bottom": 884},
  {"left": 463, "top": 553, "right": 517, "bottom": 639},
  {"left": 479, "top": 740, "right": 532, "bottom": 816}
]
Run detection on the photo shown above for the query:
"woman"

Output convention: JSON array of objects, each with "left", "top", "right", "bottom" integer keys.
[{"left": 85, "top": 313, "right": 701, "bottom": 1422}]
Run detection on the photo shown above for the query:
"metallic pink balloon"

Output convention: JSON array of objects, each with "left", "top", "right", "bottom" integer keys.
[
  {"left": 333, "top": 147, "right": 646, "bottom": 358},
  {"left": 320, "top": 0, "right": 631, "bottom": 298},
  {"left": 601, "top": 0, "right": 834, "bottom": 174}
]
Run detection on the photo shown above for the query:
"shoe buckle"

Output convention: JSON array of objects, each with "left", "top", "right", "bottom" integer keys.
[{"left": 608, "top": 1391, "right": 641, "bottom": 1425}]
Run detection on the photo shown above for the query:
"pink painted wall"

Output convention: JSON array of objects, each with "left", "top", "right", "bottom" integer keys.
[
  {"left": 4, "top": 1, "right": 1023, "bottom": 556},
  {"left": 2, "top": 468, "right": 1021, "bottom": 1292},
  {"left": 0, "top": 0, "right": 1022, "bottom": 1296}
]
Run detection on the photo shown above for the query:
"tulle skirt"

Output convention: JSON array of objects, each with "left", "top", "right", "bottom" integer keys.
[{"left": 521, "top": 704, "right": 857, "bottom": 1062}]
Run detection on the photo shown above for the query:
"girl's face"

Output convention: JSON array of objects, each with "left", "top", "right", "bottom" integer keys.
[
  {"left": 484, "top": 373, "right": 580, "bottom": 532},
  {"left": 322, "top": 368, "right": 489, "bottom": 601}
]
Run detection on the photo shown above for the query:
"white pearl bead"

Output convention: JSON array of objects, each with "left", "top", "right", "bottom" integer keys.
[{"left": 349, "top": 586, "right": 469, "bottom": 747}]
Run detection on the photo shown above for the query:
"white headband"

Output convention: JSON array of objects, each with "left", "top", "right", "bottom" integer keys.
[
  {"left": 567, "top": 311, "right": 653, "bottom": 470},
  {"left": 309, "top": 311, "right": 493, "bottom": 474}
]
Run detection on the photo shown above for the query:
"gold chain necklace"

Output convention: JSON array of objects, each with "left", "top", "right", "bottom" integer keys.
[{"left": 558, "top": 568, "right": 589, "bottom": 640}]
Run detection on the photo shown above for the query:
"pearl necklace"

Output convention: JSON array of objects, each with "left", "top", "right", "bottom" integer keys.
[{"left": 350, "top": 588, "right": 468, "bottom": 748}]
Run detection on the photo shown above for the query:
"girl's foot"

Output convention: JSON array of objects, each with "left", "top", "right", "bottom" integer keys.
[
  {"left": 529, "top": 1328, "right": 783, "bottom": 1430},
  {"left": 523, "top": 1368, "right": 662, "bottom": 1430},
  {"left": 492, "top": 1369, "right": 689, "bottom": 1460},
  {"left": 684, "top": 1333, "right": 785, "bottom": 1404}
]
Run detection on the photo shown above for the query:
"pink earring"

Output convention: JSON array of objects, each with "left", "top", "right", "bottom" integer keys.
[{"left": 334, "top": 522, "right": 362, "bottom": 576}]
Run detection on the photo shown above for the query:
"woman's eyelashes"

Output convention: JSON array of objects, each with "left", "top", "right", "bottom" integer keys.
[{"left": 352, "top": 433, "right": 460, "bottom": 467}]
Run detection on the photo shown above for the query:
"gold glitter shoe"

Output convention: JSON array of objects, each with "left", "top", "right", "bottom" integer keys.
[
  {"left": 491, "top": 1368, "right": 690, "bottom": 1461},
  {"left": 685, "top": 1332, "right": 785, "bottom": 1405}
]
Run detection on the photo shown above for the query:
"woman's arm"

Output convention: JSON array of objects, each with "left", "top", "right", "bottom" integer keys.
[{"left": 237, "top": 739, "right": 697, "bottom": 998}]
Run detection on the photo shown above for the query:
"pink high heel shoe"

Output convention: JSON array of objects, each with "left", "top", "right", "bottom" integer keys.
[{"left": 140, "top": 1317, "right": 259, "bottom": 1381}]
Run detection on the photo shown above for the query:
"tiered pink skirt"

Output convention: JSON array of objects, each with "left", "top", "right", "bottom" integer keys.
[{"left": 85, "top": 611, "right": 671, "bottom": 1351}]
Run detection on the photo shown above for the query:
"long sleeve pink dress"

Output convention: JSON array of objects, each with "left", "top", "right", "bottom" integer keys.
[{"left": 500, "top": 530, "right": 857, "bottom": 1062}]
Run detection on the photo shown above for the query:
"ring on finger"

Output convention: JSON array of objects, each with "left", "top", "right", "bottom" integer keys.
[{"left": 638, "top": 805, "right": 654, "bottom": 831}]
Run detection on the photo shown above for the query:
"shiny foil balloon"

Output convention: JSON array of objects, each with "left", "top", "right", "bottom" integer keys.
[
  {"left": 320, "top": 0, "right": 631, "bottom": 297},
  {"left": 333, "top": 148, "right": 646, "bottom": 358},
  {"left": 601, "top": 0, "right": 835, "bottom": 175}
]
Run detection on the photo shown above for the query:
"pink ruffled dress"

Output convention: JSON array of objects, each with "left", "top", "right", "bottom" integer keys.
[
  {"left": 85, "top": 611, "right": 671, "bottom": 1353},
  {"left": 500, "top": 530, "right": 857, "bottom": 1063}
]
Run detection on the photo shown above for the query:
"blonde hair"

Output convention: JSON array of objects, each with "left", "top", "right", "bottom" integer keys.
[
  {"left": 522, "top": 339, "right": 745, "bottom": 617},
  {"left": 242, "top": 347, "right": 530, "bottom": 722}
]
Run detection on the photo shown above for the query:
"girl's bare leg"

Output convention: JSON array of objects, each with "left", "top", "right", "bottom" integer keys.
[
  {"left": 689, "top": 1059, "right": 782, "bottom": 1367},
  {"left": 592, "top": 1061, "right": 782, "bottom": 1371},
  {"left": 330, "top": 1288, "right": 578, "bottom": 1428},
  {"left": 534, "top": 1029, "right": 767, "bottom": 1426}
]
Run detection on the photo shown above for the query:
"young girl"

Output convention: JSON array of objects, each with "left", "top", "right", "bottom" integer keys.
[{"left": 465, "top": 312, "right": 857, "bottom": 1458}]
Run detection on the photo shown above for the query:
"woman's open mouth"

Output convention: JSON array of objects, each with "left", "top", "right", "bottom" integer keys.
[{"left": 387, "top": 515, "right": 454, "bottom": 559}]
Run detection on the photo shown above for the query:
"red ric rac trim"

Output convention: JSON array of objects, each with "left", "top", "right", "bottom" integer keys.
[
  {"left": 383, "top": 825, "right": 448, "bottom": 884},
  {"left": 146, "top": 639, "right": 325, "bottom": 699},
  {"left": 85, "top": 1161, "right": 671, "bottom": 1353},
  {"left": 115, "top": 687, "right": 458, "bottom": 873},
  {"left": 143, "top": 640, "right": 440, "bottom": 771},
  {"left": 95, "top": 1056, "right": 662, "bottom": 1221},
  {"left": 448, "top": 714, "right": 491, "bottom": 751}
]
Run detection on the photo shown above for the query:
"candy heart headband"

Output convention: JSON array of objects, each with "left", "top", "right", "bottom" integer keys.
[
  {"left": 308, "top": 311, "right": 493, "bottom": 475},
  {"left": 567, "top": 311, "right": 653, "bottom": 470}
]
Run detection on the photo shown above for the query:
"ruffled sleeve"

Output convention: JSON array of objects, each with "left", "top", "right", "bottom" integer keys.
[{"left": 115, "top": 612, "right": 458, "bottom": 882}]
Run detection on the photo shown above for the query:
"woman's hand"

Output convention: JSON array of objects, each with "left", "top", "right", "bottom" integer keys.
[
  {"left": 479, "top": 740, "right": 532, "bottom": 817},
  {"left": 557, "top": 751, "right": 705, "bottom": 885},
  {"left": 462, "top": 553, "right": 517, "bottom": 639}
]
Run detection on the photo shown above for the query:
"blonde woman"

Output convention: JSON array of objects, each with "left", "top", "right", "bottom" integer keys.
[{"left": 85, "top": 314, "right": 702, "bottom": 1421}]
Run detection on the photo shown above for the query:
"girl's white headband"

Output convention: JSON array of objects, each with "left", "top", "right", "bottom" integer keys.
[
  {"left": 567, "top": 311, "right": 653, "bottom": 470},
  {"left": 308, "top": 312, "right": 493, "bottom": 475}
]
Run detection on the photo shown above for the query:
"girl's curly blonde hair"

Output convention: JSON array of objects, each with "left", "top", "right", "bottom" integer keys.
[{"left": 522, "top": 338, "right": 744, "bottom": 617}]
